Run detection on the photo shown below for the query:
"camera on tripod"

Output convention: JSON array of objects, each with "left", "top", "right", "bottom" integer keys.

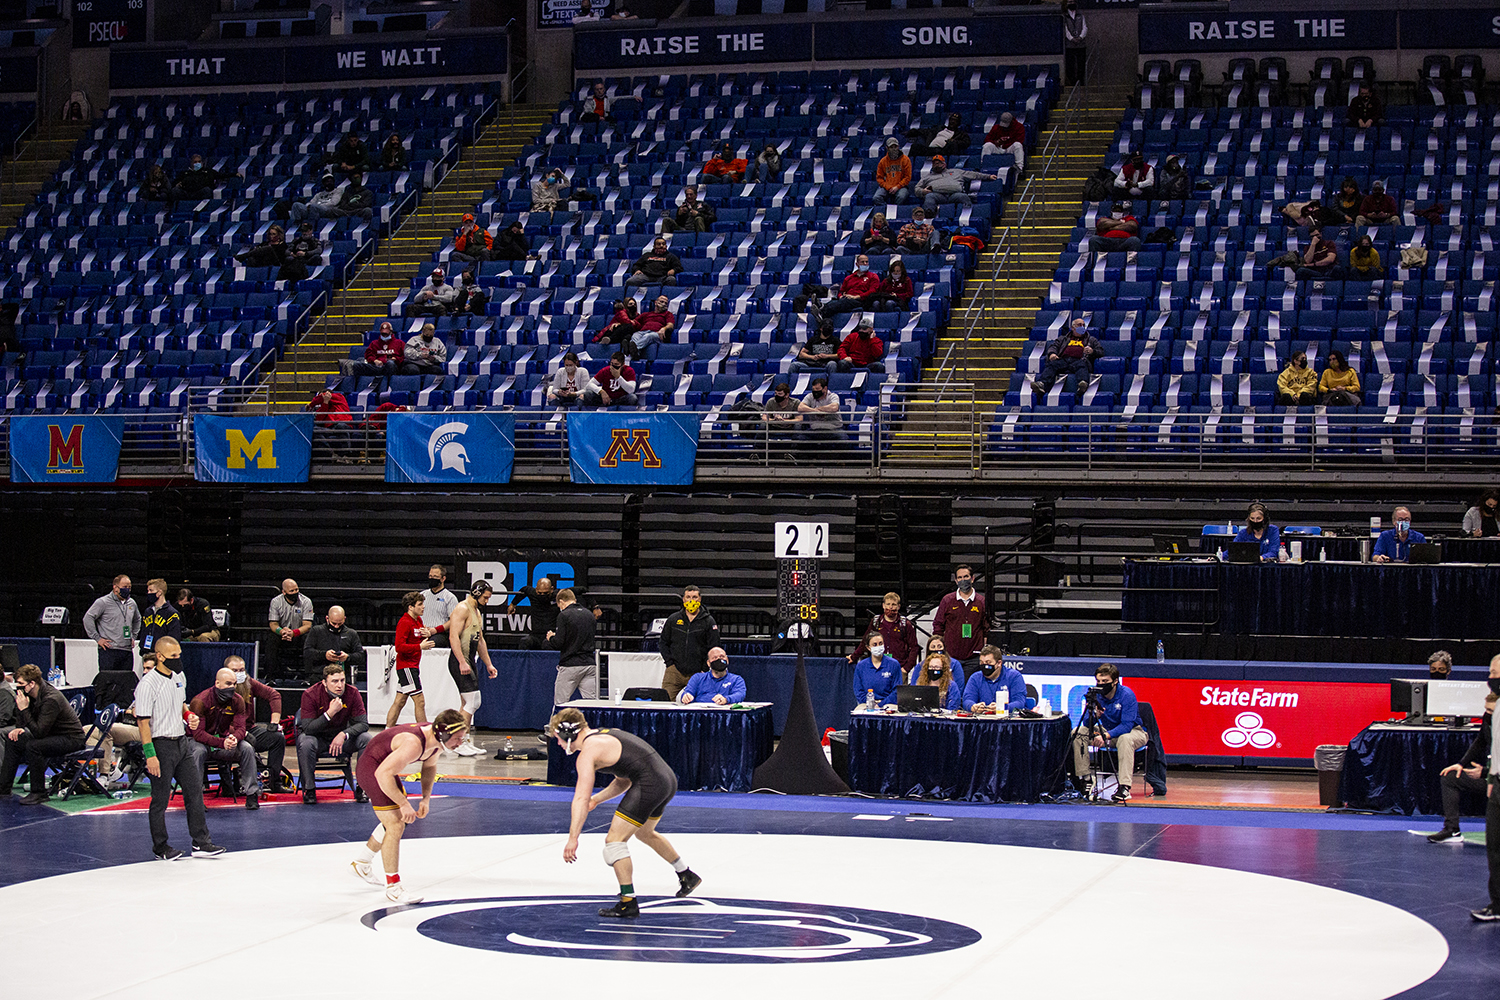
[{"left": 1084, "top": 685, "right": 1106, "bottom": 711}]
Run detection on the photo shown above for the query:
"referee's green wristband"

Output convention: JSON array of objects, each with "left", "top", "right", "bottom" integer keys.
[{"left": 143, "top": 743, "right": 156, "bottom": 759}]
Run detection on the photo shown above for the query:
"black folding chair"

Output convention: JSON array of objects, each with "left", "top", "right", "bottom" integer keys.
[{"left": 50, "top": 703, "right": 121, "bottom": 800}]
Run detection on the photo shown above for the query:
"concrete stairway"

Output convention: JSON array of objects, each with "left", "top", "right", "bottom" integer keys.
[
  {"left": 262, "top": 104, "right": 555, "bottom": 408},
  {"left": 0, "top": 121, "right": 92, "bottom": 235},
  {"left": 935, "top": 86, "right": 1133, "bottom": 409}
]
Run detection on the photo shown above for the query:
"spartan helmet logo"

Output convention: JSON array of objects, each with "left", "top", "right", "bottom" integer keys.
[{"left": 426, "top": 421, "right": 470, "bottom": 475}]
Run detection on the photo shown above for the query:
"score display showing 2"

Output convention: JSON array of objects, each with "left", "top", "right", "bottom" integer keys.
[{"left": 774, "top": 521, "right": 830, "bottom": 559}]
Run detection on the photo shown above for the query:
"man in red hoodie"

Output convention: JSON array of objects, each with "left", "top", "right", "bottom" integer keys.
[
  {"left": 819, "top": 254, "right": 883, "bottom": 318},
  {"left": 981, "top": 111, "right": 1026, "bottom": 171},
  {"left": 836, "top": 318, "right": 886, "bottom": 373},
  {"left": 352, "top": 322, "right": 405, "bottom": 377},
  {"left": 307, "top": 388, "right": 351, "bottom": 427}
]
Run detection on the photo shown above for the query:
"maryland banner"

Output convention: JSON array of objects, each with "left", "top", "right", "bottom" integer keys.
[
  {"left": 8, "top": 415, "right": 125, "bottom": 483},
  {"left": 566, "top": 412, "right": 700, "bottom": 486},
  {"left": 194, "top": 414, "right": 312, "bottom": 483}
]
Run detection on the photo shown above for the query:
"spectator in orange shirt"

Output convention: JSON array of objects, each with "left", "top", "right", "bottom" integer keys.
[
  {"left": 451, "top": 214, "right": 494, "bottom": 264},
  {"left": 874, "top": 138, "right": 912, "bottom": 206},
  {"left": 702, "top": 142, "right": 746, "bottom": 184}
]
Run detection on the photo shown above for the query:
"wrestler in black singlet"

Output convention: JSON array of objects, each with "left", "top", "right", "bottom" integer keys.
[{"left": 587, "top": 728, "right": 677, "bottom": 826}]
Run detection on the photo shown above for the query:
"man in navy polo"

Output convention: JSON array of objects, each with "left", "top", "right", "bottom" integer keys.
[{"left": 1373, "top": 506, "right": 1427, "bottom": 563}]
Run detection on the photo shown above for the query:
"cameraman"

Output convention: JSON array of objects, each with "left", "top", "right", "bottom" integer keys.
[{"left": 1070, "top": 663, "right": 1148, "bottom": 803}]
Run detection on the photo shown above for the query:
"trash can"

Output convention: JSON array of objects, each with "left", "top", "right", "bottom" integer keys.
[
  {"left": 1315, "top": 744, "right": 1346, "bottom": 807},
  {"left": 828, "top": 730, "right": 850, "bottom": 786}
]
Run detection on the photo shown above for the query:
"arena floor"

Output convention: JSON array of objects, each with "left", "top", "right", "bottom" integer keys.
[{"left": 1, "top": 741, "right": 1492, "bottom": 999}]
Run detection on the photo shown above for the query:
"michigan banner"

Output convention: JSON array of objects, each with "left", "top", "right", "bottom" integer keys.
[
  {"left": 566, "top": 412, "right": 701, "bottom": 486},
  {"left": 194, "top": 414, "right": 313, "bottom": 483},
  {"left": 8, "top": 415, "right": 125, "bottom": 483}
]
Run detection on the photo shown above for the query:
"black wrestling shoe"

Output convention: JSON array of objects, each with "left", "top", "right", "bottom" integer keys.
[
  {"left": 676, "top": 870, "right": 702, "bottom": 898},
  {"left": 599, "top": 897, "right": 640, "bottom": 918}
]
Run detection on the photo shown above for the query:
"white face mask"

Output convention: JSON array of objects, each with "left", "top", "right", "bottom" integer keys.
[
  {"left": 869, "top": 645, "right": 885, "bottom": 660},
  {"left": 234, "top": 671, "right": 247, "bottom": 684}
]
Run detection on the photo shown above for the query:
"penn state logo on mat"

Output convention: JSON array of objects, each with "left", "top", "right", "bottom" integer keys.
[{"left": 363, "top": 895, "right": 982, "bottom": 963}]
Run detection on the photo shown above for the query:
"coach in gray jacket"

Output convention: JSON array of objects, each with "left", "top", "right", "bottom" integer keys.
[{"left": 83, "top": 574, "right": 143, "bottom": 673}]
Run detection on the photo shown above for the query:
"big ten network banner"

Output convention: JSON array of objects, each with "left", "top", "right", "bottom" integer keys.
[
  {"left": 455, "top": 548, "right": 589, "bottom": 639},
  {"left": 193, "top": 414, "right": 312, "bottom": 483},
  {"left": 1019, "top": 666, "right": 1395, "bottom": 761},
  {"left": 385, "top": 412, "right": 515, "bottom": 484},
  {"left": 108, "top": 31, "right": 508, "bottom": 90},
  {"left": 8, "top": 415, "right": 124, "bottom": 483},
  {"left": 567, "top": 411, "right": 700, "bottom": 486},
  {"left": 1139, "top": 8, "right": 1399, "bottom": 53}
]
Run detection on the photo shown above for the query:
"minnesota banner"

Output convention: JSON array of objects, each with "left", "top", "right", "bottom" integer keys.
[
  {"left": 386, "top": 412, "right": 516, "bottom": 484},
  {"left": 194, "top": 414, "right": 313, "bottom": 483},
  {"left": 567, "top": 412, "right": 701, "bottom": 485},
  {"left": 8, "top": 415, "right": 125, "bottom": 483}
]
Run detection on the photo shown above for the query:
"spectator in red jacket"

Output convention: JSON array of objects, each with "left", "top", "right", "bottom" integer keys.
[
  {"left": 352, "top": 322, "right": 405, "bottom": 377},
  {"left": 819, "top": 254, "right": 883, "bottom": 318},
  {"left": 187, "top": 668, "right": 261, "bottom": 808},
  {"left": 307, "top": 388, "right": 352, "bottom": 426},
  {"left": 1356, "top": 181, "right": 1398, "bottom": 226},
  {"left": 981, "top": 112, "right": 1026, "bottom": 171},
  {"left": 451, "top": 213, "right": 494, "bottom": 264},
  {"left": 628, "top": 294, "right": 677, "bottom": 362},
  {"left": 873, "top": 258, "right": 913, "bottom": 310},
  {"left": 594, "top": 296, "right": 640, "bottom": 345},
  {"left": 836, "top": 318, "right": 886, "bottom": 373},
  {"left": 388, "top": 590, "right": 436, "bottom": 729},
  {"left": 701, "top": 142, "right": 746, "bottom": 184},
  {"left": 585, "top": 351, "right": 639, "bottom": 407},
  {"left": 846, "top": 591, "right": 920, "bottom": 672}
]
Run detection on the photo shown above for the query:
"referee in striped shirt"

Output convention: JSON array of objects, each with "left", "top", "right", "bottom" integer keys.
[{"left": 137, "top": 637, "right": 225, "bottom": 861}]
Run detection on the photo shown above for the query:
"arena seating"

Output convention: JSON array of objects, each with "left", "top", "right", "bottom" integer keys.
[
  {"left": 321, "top": 66, "right": 1058, "bottom": 440},
  {"left": 0, "top": 84, "right": 497, "bottom": 415},
  {"left": 992, "top": 103, "right": 1500, "bottom": 459}
]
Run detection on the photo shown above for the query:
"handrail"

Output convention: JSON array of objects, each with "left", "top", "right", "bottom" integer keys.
[{"left": 932, "top": 79, "right": 1086, "bottom": 401}]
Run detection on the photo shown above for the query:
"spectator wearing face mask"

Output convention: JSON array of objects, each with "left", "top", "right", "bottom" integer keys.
[
  {"left": 353, "top": 322, "right": 405, "bottom": 377},
  {"left": 139, "top": 577, "right": 181, "bottom": 656},
  {"left": 679, "top": 647, "right": 745, "bottom": 705},
  {"left": 451, "top": 213, "right": 495, "bottom": 263},
  {"left": 223, "top": 653, "right": 287, "bottom": 795},
  {"left": 1233, "top": 503, "right": 1282, "bottom": 561},
  {"left": 817, "top": 254, "right": 883, "bottom": 318},
  {"left": 702, "top": 142, "right": 746, "bottom": 184},
  {"left": 0, "top": 663, "right": 85, "bottom": 804},
  {"left": 897, "top": 207, "right": 938, "bottom": 252},
  {"left": 963, "top": 645, "right": 1027, "bottom": 714},
  {"left": 170, "top": 153, "right": 238, "bottom": 202},
  {"left": 915, "top": 653, "right": 963, "bottom": 711},
  {"left": 494, "top": 221, "right": 531, "bottom": 262},
  {"left": 852, "top": 635, "right": 902, "bottom": 709},
  {"left": 916, "top": 155, "right": 996, "bottom": 215},
  {"left": 1464, "top": 491, "right": 1500, "bottom": 538},
  {"left": 836, "top": 318, "right": 886, "bottom": 373},
  {"left": 846, "top": 591, "right": 919, "bottom": 673},
  {"left": 797, "top": 375, "right": 845, "bottom": 446},
  {"left": 1031, "top": 318, "right": 1101, "bottom": 397},
  {"left": 409, "top": 268, "right": 458, "bottom": 318},
  {"left": 1277, "top": 351, "right": 1318, "bottom": 406},
  {"left": 188, "top": 668, "right": 262, "bottom": 809},
  {"left": 862, "top": 212, "right": 898, "bottom": 254},
  {"left": 302, "top": 606, "right": 366, "bottom": 684},
  {"left": 1114, "top": 151, "right": 1155, "bottom": 198},
  {"left": 334, "top": 173, "right": 374, "bottom": 221},
  {"left": 747, "top": 143, "right": 782, "bottom": 185},
  {"left": 549, "top": 351, "right": 588, "bottom": 407},
  {"left": 291, "top": 173, "right": 345, "bottom": 224},
  {"left": 1373, "top": 506, "right": 1426, "bottom": 563},
  {"left": 875, "top": 139, "right": 912, "bottom": 206},
  {"left": 403, "top": 323, "right": 447, "bottom": 376},
  {"left": 933, "top": 564, "right": 986, "bottom": 671}
]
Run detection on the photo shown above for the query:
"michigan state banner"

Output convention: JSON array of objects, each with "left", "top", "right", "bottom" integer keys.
[
  {"left": 566, "top": 412, "right": 701, "bottom": 485},
  {"left": 386, "top": 411, "right": 516, "bottom": 484},
  {"left": 8, "top": 415, "right": 125, "bottom": 483},
  {"left": 194, "top": 414, "right": 313, "bottom": 483}
]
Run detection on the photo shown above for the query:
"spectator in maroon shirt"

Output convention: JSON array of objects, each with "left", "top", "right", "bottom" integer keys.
[
  {"left": 1032, "top": 318, "right": 1102, "bottom": 397},
  {"left": 872, "top": 258, "right": 913, "bottom": 310},
  {"left": 628, "top": 294, "right": 677, "bottom": 362},
  {"left": 981, "top": 111, "right": 1026, "bottom": 171},
  {"left": 836, "top": 318, "right": 886, "bottom": 373},
  {"left": 846, "top": 592, "right": 920, "bottom": 672},
  {"left": 585, "top": 351, "right": 639, "bottom": 407},
  {"left": 1089, "top": 213, "right": 1141, "bottom": 252},
  {"left": 933, "top": 564, "right": 988, "bottom": 671},
  {"left": 352, "top": 322, "right": 405, "bottom": 377},
  {"left": 819, "top": 254, "right": 883, "bottom": 318},
  {"left": 295, "top": 664, "right": 372, "bottom": 805},
  {"left": 1356, "top": 181, "right": 1398, "bottom": 226},
  {"left": 187, "top": 668, "right": 261, "bottom": 808},
  {"left": 226, "top": 653, "right": 287, "bottom": 795}
]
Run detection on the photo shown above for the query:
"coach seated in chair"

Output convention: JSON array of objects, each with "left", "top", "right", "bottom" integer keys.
[
  {"left": 1070, "top": 662, "right": 1148, "bottom": 803},
  {"left": 188, "top": 668, "right": 262, "bottom": 810},
  {"left": 962, "top": 645, "right": 1026, "bottom": 713},
  {"left": 302, "top": 606, "right": 366, "bottom": 684},
  {"left": 0, "top": 663, "right": 85, "bottom": 804},
  {"left": 295, "top": 664, "right": 372, "bottom": 805},
  {"left": 679, "top": 647, "right": 745, "bottom": 705}
]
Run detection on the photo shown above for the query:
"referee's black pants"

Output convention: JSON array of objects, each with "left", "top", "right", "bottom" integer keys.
[
  {"left": 1488, "top": 778, "right": 1500, "bottom": 909},
  {"left": 148, "top": 736, "right": 211, "bottom": 855}
]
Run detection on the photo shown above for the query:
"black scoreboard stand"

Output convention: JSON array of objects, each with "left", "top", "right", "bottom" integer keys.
[{"left": 752, "top": 544, "right": 850, "bottom": 795}]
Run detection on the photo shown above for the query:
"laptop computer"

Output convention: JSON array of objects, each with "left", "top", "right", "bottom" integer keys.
[
  {"left": 896, "top": 685, "right": 940, "bottom": 712},
  {"left": 1407, "top": 542, "right": 1441, "bottom": 565},
  {"left": 1152, "top": 534, "right": 1197, "bottom": 555},
  {"left": 1227, "top": 541, "right": 1263, "bottom": 564}
]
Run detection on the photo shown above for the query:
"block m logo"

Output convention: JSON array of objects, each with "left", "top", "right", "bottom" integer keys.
[
  {"left": 47, "top": 425, "right": 84, "bottom": 468},
  {"left": 598, "top": 428, "right": 661, "bottom": 469},
  {"left": 227, "top": 429, "right": 278, "bottom": 469}
]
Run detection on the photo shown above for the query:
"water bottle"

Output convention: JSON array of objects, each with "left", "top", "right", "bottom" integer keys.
[
  {"left": 1217, "top": 547, "right": 1227, "bottom": 562},
  {"left": 48, "top": 665, "right": 65, "bottom": 687},
  {"left": 865, "top": 688, "right": 876, "bottom": 711},
  {"left": 503, "top": 735, "right": 514, "bottom": 753},
  {"left": 1319, "top": 546, "right": 1328, "bottom": 562},
  {"left": 1156, "top": 640, "right": 1165, "bottom": 664},
  {"left": 1277, "top": 543, "right": 1289, "bottom": 563}
]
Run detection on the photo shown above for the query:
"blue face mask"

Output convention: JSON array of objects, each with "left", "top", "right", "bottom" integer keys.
[
  {"left": 1397, "top": 520, "right": 1411, "bottom": 533},
  {"left": 117, "top": 586, "right": 132, "bottom": 602}
]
